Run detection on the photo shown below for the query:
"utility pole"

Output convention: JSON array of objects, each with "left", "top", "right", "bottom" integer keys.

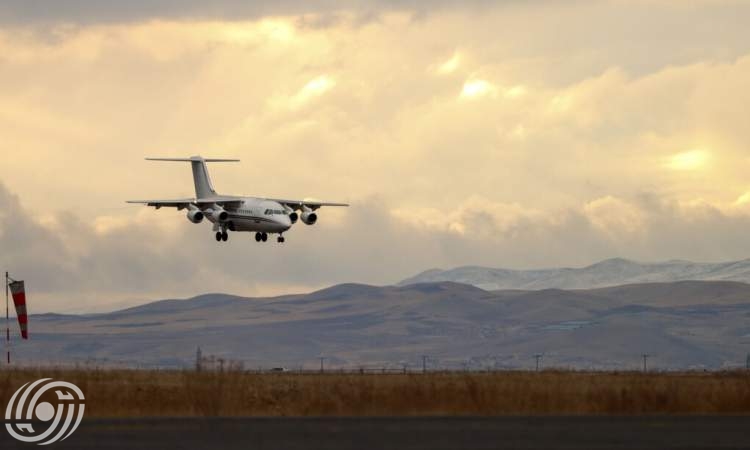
[
  {"left": 5, "top": 271, "right": 9, "bottom": 365},
  {"left": 422, "top": 355, "right": 428, "bottom": 374},
  {"left": 534, "top": 354, "right": 543, "bottom": 372},
  {"left": 642, "top": 354, "right": 650, "bottom": 372},
  {"left": 195, "top": 347, "right": 202, "bottom": 372},
  {"left": 319, "top": 357, "right": 325, "bottom": 373},
  {"left": 745, "top": 353, "right": 749, "bottom": 370}
]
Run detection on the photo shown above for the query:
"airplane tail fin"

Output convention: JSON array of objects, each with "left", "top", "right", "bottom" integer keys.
[{"left": 145, "top": 156, "right": 239, "bottom": 199}]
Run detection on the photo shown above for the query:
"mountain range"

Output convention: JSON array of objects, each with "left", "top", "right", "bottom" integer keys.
[
  {"left": 398, "top": 258, "right": 750, "bottom": 290},
  {"left": 17, "top": 279, "right": 750, "bottom": 370}
]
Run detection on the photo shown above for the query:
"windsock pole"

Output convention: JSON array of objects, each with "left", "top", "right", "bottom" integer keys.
[{"left": 5, "top": 271, "right": 9, "bottom": 365}]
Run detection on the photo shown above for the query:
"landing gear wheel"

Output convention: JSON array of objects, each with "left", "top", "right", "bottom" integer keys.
[
  {"left": 215, "top": 232, "right": 222, "bottom": 242},
  {"left": 261, "top": 232, "right": 268, "bottom": 242},
  {"left": 277, "top": 236, "right": 285, "bottom": 243},
  {"left": 255, "top": 232, "right": 262, "bottom": 242},
  {"left": 221, "top": 231, "right": 228, "bottom": 241}
]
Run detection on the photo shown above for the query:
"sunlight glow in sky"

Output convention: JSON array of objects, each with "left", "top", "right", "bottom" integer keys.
[
  {"left": 460, "top": 79, "right": 497, "bottom": 99},
  {"left": 666, "top": 150, "right": 711, "bottom": 171}
]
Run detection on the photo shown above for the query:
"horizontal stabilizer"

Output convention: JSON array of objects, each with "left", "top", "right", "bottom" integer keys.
[{"left": 146, "top": 157, "right": 240, "bottom": 162}]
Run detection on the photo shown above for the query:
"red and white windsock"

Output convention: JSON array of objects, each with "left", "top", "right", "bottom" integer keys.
[{"left": 9, "top": 280, "right": 28, "bottom": 339}]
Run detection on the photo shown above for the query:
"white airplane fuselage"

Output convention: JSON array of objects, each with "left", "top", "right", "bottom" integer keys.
[{"left": 206, "top": 198, "right": 292, "bottom": 233}]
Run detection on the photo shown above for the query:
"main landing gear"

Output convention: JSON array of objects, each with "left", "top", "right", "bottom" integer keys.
[
  {"left": 254, "top": 232, "right": 284, "bottom": 243},
  {"left": 215, "top": 231, "right": 228, "bottom": 242}
]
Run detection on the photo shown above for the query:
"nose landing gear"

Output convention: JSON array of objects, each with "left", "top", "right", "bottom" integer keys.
[{"left": 277, "top": 235, "right": 285, "bottom": 243}]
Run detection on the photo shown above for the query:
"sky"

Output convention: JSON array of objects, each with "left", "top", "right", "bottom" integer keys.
[{"left": 1, "top": 0, "right": 750, "bottom": 312}]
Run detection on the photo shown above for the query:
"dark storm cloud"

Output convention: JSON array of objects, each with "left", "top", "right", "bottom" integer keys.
[
  {"left": 0, "top": 181, "right": 202, "bottom": 296},
  {"left": 0, "top": 0, "right": 510, "bottom": 25}
]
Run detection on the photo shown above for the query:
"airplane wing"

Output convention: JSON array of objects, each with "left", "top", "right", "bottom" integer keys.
[
  {"left": 268, "top": 198, "right": 349, "bottom": 211},
  {"left": 127, "top": 196, "right": 244, "bottom": 209},
  {"left": 127, "top": 198, "right": 195, "bottom": 209}
]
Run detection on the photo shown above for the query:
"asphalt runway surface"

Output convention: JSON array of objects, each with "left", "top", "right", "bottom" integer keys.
[{"left": 2, "top": 416, "right": 750, "bottom": 449}]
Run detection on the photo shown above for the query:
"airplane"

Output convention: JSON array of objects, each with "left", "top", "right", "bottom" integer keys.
[{"left": 128, "top": 156, "right": 348, "bottom": 243}]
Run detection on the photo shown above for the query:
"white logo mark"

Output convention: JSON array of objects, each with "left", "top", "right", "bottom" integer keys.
[{"left": 5, "top": 378, "right": 85, "bottom": 445}]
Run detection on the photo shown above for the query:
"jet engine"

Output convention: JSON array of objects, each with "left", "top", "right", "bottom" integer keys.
[
  {"left": 301, "top": 211, "right": 317, "bottom": 225},
  {"left": 289, "top": 212, "right": 299, "bottom": 224},
  {"left": 207, "top": 206, "right": 228, "bottom": 222},
  {"left": 186, "top": 207, "right": 204, "bottom": 224}
]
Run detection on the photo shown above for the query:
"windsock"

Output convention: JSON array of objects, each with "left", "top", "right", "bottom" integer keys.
[{"left": 9, "top": 280, "right": 28, "bottom": 339}]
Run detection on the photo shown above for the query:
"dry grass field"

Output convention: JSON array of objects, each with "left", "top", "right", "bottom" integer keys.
[{"left": 1, "top": 368, "right": 749, "bottom": 417}]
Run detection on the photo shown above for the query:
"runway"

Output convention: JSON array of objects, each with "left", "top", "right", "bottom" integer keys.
[{"left": 2, "top": 416, "right": 749, "bottom": 449}]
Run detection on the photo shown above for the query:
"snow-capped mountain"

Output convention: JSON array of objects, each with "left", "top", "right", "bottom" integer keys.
[{"left": 398, "top": 258, "right": 750, "bottom": 290}]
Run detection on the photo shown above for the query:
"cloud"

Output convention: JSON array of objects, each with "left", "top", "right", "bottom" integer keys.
[
  {"left": 583, "top": 196, "right": 646, "bottom": 238},
  {"left": 275, "top": 75, "right": 336, "bottom": 111},
  {"left": 392, "top": 196, "right": 552, "bottom": 238},
  {"left": 0, "top": 3, "right": 750, "bottom": 311},
  {"left": 665, "top": 149, "right": 710, "bottom": 171},
  {"left": 459, "top": 79, "right": 497, "bottom": 99},
  {"left": 435, "top": 51, "right": 461, "bottom": 75},
  {"left": 5, "top": 178, "right": 750, "bottom": 314},
  {"left": 0, "top": 1, "right": 524, "bottom": 25}
]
